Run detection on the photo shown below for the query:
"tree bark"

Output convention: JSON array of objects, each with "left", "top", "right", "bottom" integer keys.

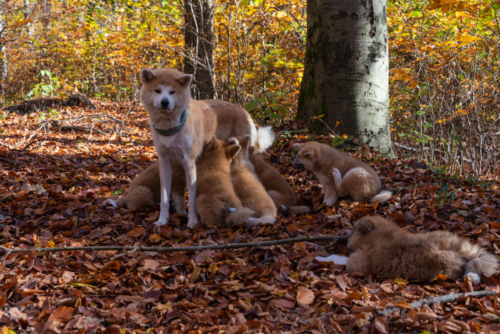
[
  {"left": 25, "top": 0, "right": 32, "bottom": 37},
  {"left": 184, "top": 0, "right": 216, "bottom": 100},
  {"left": 297, "top": 0, "right": 393, "bottom": 155},
  {"left": 0, "top": 1, "right": 6, "bottom": 98}
]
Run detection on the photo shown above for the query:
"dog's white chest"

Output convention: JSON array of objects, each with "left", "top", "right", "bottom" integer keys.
[{"left": 153, "top": 131, "right": 193, "bottom": 162}]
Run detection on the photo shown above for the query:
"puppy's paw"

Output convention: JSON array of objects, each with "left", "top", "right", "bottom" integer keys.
[
  {"left": 102, "top": 199, "right": 117, "bottom": 208},
  {"left": 247, "top": 218, "right": 259, "bottom": 227},
  {"left": 332, "top": 168, "right": 342, "bottom": 184},
  {"left": 324, "top": 196, "right": 338, "bottom": 207},
  {"left": 187, "top": 216, "right": 199, "bottom": 229},
  {"left": 315, "top": 254, "right": 348, "bottom": 265},
  {"left": 154, "top": 218, "right": 169, "bottom": 227},
  {"left": 464, "top": 272, "right": 481, "bottom": 284}
]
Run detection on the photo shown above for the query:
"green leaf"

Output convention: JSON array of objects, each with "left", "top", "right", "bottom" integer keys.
[
  {"left": 244, "top": 100, "right": 260, "bottom": 111},
  {"left": 331, "top": 137, "right": 345, "bottom": 147}
]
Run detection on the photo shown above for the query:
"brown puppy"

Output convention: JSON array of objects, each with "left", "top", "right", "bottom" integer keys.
[
  {"left": 291, "top": 142, "right": 391, "bottom": 206},
  {"left": 248, "top": 146, "right": 309, "bottom": 215},
  {"left": 196, "top": 136, "right": 253, "bottom": 227},
  {"left": 102, "top": 162, "right": 187, "bottom": 213},
  {"left": 345, "top": 216, "right": 498, "bottom": 283},
  {"left": 140, "top": 68, "right": 274, "bottom": 228},
  {"left": 229, "top": 135, "right": 277, "bottom": 226}
]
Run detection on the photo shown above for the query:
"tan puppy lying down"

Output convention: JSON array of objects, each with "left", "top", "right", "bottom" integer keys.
[
  {"left": 196, "top": 136, "right": 253, "bottom": 227},
  {"left": 316, "top": 216, "right": 498, "bottom": 283},
  {"left": 248, "top": 146, "right": 309, "bottom": 215},
  {"left": 102, "top": 162, "right": 186, "bottom": 212},
  {"left": 229, "top": 135, "right": 277, "bottom": 226},
  {"left": 291, "top": 142, "right": 392, "bottom": 206}
]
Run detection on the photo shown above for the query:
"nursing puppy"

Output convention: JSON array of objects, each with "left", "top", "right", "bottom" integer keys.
[
  {"left": 291, "top": 142, "right": 391, "bottom": 206},
  {"left": 140, "top": 68, "right": 274, "bottom": 228},
  {"left": 248, "top": 146, "right": 309, "bottom": 215},
  {"left": 196, "top": 136, "right": 253, "bottom": 227},
  {"left": 229, "top": 136, "right": 277, "bottom": 226},
  {"left": 320, "top": 216, "right": 498, "bottom": 283}
]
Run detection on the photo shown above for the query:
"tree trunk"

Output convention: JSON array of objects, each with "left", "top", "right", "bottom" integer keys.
[
  {"left": 25, "top": 0, "right": 32, "bottom": 37},
  {"left": 0, "top": 1, "right": 6, "bottom": 98},
  {"left": 297, "top": 0, "right": 393, "bottom": 155},
  {"left": 184, "top": 0, "right": 216, "bottom": 100}
]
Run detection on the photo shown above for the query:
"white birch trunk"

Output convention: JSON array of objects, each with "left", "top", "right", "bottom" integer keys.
[{"left": 297, "top": 0, "right": 393, "bottom": 155}]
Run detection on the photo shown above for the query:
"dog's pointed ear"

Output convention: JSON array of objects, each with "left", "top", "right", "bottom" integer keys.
[
  {"left": 227, "top": 145, "right": 241, "bottom": 159},
  {"left": 301, "top": 147, "right": 313, "bottom": 158},
  {"left": 293, "top": 143, "right": 302, "bottom": 149},
  {"left": 241, "top": 135, "right": 251, "bottom": 149},
  {"left": 248, "top": 146, "right": 255, "bottom": 154},
  {"left": 228, "top": 137, "right": 239, "bottom": 146},
  {"left": 207, "top": 136, "right": 219, "bottom": 150},
  {"left": 176, "top": 74, "right": 192, "bottom": 88},
  {"left": 141, "top": 69, "right": 156, "bottom": 84},
  {"left": 356, "top": 216, "right": 375, "bottom": 235}
]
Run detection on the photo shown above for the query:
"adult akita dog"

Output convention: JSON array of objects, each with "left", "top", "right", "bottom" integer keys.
[{"left": 140, "top": 68, "right": 274, "bottom": 228}]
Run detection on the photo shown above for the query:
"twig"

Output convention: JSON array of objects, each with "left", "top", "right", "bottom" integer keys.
[
  {"left": 109, "top": 248, "right": 139, "bottom": 261},
  {"left": 393, "top": 142, "right": 472, "bottom": 163},
  {"left": 0, "top": 235, "right": 347, "bottom": 255},
  {"left": 0, "top": 250, "right": 12, "bottom": 263},
  {"left": 213, "top": 226, "right": 228, "bottom": 245},
  {"left": 0, "top": 142, "right": 12, "bottom": 149},
  {"left": 373, "top": 290, "right": 498, "bottom": 319},
  {"left": 0, "top": 156, "right": 16, "bottom": 164}
]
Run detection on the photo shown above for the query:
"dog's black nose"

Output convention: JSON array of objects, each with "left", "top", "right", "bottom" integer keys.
[{"left": 161, "top": 98, "right": 169, "bottom": 108}]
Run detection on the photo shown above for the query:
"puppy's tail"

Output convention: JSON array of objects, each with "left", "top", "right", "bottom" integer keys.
[
  {"left": 280, "top": 204, "right": 310, "bottom": 215},
  {"left": 463, "top": 244, "right": 499, "bottom": 281},
  {"left": 226, "top": 207, "right": 254, "bottom": 226},
  {"left": 252, "top": 125, "right": 275, "bottom": 153},
  {"left": 370, "top": 190, "right": 392, "bottom": 204},
  {"left": 102, "top": 194, "right": 127, "bottom": 208}
]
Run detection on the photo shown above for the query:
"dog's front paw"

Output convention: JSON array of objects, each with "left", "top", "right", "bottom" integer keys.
[
  {"left": 154, "top": 217, "right": 169, "bottom": 226},
  {"left": 187, "top": 216, "right": 199, "bottom": 229},
  {"left": 324, "top": 196, "right": 338, "bottom": 207},
  {"left": 464, "top": 272, "right": 481, "bottom": 284}
]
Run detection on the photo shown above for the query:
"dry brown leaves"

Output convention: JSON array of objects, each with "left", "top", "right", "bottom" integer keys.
[{"left": 0, "top": 101, "right": 499, "bottom": 333}]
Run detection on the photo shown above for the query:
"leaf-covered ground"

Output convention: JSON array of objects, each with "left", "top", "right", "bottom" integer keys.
[{"left": 1, "top": 102, "right": 500, "bottom": 333}]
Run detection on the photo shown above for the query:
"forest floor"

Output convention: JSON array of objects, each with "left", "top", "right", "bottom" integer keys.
[{"left": 0, "top": 101, "right": 500, "bottom": 333}]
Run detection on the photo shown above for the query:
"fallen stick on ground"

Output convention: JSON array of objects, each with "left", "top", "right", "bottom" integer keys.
[
  {"left": 0, "top": 235, "right": 347, "bottom": 259},
  {"left": 373, "top": 290, "right": 498, "bottom": 319}
]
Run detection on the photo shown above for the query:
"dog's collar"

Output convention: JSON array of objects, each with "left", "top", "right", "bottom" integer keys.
[{"left": 153, "top": 109, "right": 188, "bottom": 136}]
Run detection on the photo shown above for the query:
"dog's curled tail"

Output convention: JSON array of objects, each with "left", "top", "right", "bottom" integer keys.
[
  {"left": 226, "top": 207, "right": 254, "bottom": 226},
  {"left": 253, "top": 125, "right": 275, "bottom": 153},
  {"left": 280, "top": 204, "right": 310, "bottom": 215},
  {"left": 370, "top": 190, "right": 393, "bottom": 204},
  {"left": 463, "top": 244, "right": 499, "bottom": 283},
  {"left": 102, "top": 195, "right": 127, "bottom": 208}
]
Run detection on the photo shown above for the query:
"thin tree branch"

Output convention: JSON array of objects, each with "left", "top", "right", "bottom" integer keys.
[
  {"left": 0, "top": 235, "right": 347, "bottom": 256},
  {"left": 373, "top": 290, "right": 498, "bottom": 319}
]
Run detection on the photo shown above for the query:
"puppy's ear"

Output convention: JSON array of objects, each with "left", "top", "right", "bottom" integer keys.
[
  {"left": 301, "top": 147, "right": 314, "bottom": 158},
  {"left": 227, "top": 145, "right": 241, "bottom": 160},
  {"left": 240, "top": 135, "right": 251, "bottom": 149},
  {"left": 356, "top": 217, "right": 375, "bottom": 235},
  {"left": 293, "top": 143, "right": 302, "bottom": 149},
  {"left": 207, "top": 136, "right": 219, "bottom": 150},
  {"left": 140, "top": 69, "right": 156, "bottom": 84},
  {"left": 228, "top": 137, "right": 239, "bottom": 146},
  {"left": 176, "top": 74, "right": 193, "bottom": 88},
  {"left": 248, "top": 146, "right": 256, "bottom": 154}
]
